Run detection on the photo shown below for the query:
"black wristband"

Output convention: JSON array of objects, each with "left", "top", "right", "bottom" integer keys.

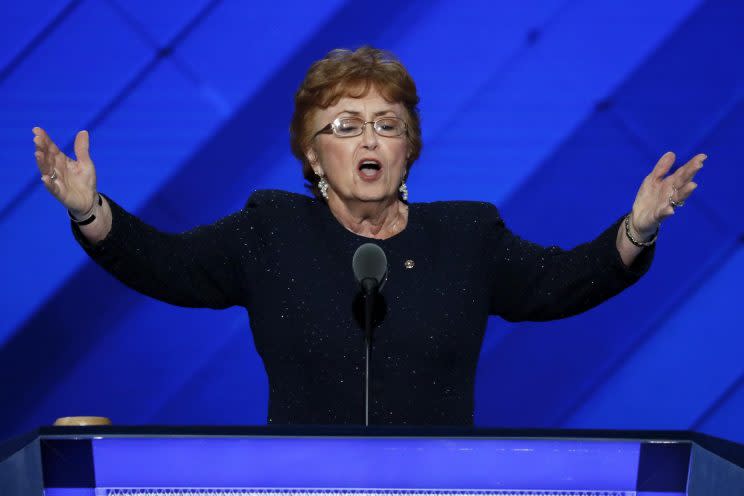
[{"left": 69, "top": 194, "right": 102, "bottom": 226}]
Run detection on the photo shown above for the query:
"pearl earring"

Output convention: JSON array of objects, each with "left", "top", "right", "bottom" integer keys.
[
  {"left": 317, "top": 173, "right": 329, "bottom": 200},
  {"left": 399, "top": 181, "right": 408, "bottom": 201}
]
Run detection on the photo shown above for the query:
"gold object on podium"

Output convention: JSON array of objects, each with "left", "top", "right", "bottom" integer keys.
[{"left": 53, "top": 416, "right": 112, "bottom": 426}]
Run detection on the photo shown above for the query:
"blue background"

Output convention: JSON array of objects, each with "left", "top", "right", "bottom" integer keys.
[{"left": 1, "top": 0, "right": 742, "bottom": 442}]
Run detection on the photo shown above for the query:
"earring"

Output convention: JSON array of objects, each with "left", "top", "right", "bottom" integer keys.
[
  {"left": 317, "top": 174, "right": 329, "bottom": 200},
  {"left": 399, "top": 181, "right": 408, "bottom": 201}
]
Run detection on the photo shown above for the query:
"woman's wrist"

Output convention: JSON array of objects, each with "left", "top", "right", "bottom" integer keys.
[
  {"left": 630, "top": 212, "right": 658, "bottom": 240},
  {"left": 624, "top": 212, "right": 658, "bottom": 247},
  {"left": 69, "top": 193, "right": 102, "bottom": 225}
]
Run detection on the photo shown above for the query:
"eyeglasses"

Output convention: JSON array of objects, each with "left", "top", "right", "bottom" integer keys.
[{"left": 313, "top": 116, "right": 408, "bottom": 139}]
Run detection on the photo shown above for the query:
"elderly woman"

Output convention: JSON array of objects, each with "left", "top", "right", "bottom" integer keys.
[{"left": 32, "top": 47, "right": 703, "bottom": 426}]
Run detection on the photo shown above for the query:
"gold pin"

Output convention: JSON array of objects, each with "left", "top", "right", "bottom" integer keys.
[{"left": 404, "top": 259, "right": 415, "bottom": 269}]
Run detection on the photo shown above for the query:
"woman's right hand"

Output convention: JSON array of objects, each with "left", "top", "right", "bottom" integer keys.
[{"left": 33, "top": 127, "right": 98, "bottom": 217}]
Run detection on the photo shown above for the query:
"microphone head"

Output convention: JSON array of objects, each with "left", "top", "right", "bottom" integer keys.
[{"left": 352, "top": 243, "right": 388, "bottom": 290}]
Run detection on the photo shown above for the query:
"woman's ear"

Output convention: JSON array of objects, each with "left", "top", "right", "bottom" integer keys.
[{"left": 306, "top": 147, "right": 320, "bottom": 171}]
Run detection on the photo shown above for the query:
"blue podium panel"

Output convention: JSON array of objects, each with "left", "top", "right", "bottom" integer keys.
[
  {"left": 90, "top": 437, "right": 639, "bottom": 491},
  {"left": 5, "top": 428, "right": 740, "bottom": 495}
]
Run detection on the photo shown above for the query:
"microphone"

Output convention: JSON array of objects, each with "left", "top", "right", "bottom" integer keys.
[
  {"left": 352, "top": 243, "right": 388, "bottom": 427},
  {"left": 352, "top": 243, "right": 388, "bottom": 295}
]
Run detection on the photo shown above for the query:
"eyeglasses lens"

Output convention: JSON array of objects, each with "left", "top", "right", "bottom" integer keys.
[{"left": 333, "top": 117, "right": 405, "bottom": 137}]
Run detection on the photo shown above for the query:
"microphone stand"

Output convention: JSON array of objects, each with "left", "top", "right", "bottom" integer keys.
[{"left": 361, "top": 278, "right": 377, "bottom": 427}]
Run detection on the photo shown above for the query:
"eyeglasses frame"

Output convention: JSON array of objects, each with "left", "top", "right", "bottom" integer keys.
[{"left": 312, "top": 116, "right": 408, "bottom": 139}]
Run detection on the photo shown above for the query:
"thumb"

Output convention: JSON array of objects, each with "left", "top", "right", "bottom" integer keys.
[
  {"left": 651, "top": 151, "right": 675, "bottom": 179},
  {"left": 74, "top": 130, "right": 91, "bottom": 163}
]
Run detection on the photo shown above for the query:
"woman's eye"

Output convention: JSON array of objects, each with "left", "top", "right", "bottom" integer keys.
[{"left": 338, "top": 121, "right": 360, "bottom": 131}]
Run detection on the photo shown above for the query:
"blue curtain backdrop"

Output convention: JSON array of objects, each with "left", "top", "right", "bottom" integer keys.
[{"left": 1, "top": 0, "right": 742, "bottom": 441}]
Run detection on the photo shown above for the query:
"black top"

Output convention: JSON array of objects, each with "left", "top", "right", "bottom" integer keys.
[{"left": 73, "top": 190, "right": 653, "bottom": 426}]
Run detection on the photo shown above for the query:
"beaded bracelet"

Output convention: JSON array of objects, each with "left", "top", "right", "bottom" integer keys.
[
  {"left": 624, "top": 213, "right": 658, "bottom": 247},
  {"left": 68, "top": 194, "right": 102, "bottom": 226}
]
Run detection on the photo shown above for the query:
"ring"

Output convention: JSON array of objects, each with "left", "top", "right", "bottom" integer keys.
[
  {"left": 50, "top": 169, "right": 57, "bottom": 181},
  {"left": 669, "top": 185, "right": 685, "bottom": 208}
]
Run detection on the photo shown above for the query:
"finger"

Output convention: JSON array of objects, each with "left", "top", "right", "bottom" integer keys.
[
  {"left": 33, "top": 138, "right": 52, "bottom": 162},
  {"left": 40, "top": 174, "right": 61, "bottom": 197},
  {"left": 33, "top": 127, "right": 48, "bottom": 145},
  {"left": 653, "top": 207, "right": 675, "bottom": 226},
  {"left": 74, "top": 130, "right": 91, "bottom": 163},
  {"left": 34, "top": 150, "right": 48, "bottom": 173},
  {"left": 651, "top": 151, "right": 676, "bottom": 179},
  {"left": 34, "top": 149, "right": 57, "bottom": 177},
  {"left": 32, "top": 126, "right": 46, "bottom": 140},
  {"left": 659, "top": 205, "right": 675, "bottom": 220},
  {"left": 33, "top": 134, "right": 45, "bottom": 152},
  {"left": 676, "top": 181, "right": 698, "bottom": 200},
  {"left": 671, "top": 153, "right": 706, "bottom": 186},
  {"left": 38, "top": 128, "right": 61, "bottom": 155},
  {"left": 33, "top": 129, "right": 57, "bottom": 155}
]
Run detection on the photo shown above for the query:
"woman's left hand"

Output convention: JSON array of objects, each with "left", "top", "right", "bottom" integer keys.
[{"left": 629, "top": 151, "right": 706, "bottom": 236}]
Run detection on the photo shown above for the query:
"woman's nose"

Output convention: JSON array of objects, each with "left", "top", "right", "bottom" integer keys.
[{"left": 361, "top": 122, "right": 378, "bottom": 148}]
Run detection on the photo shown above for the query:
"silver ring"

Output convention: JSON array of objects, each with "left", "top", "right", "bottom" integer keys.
[
  {"left": 669, "top": 185, "right": 684, "bottom": 208},
  {"left": 49, "top": 169, "right": 57, "bottom": 181}
]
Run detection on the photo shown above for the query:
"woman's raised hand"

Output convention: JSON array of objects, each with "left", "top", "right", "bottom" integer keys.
[
  {"left": 33, "top": 127, "right": 98, "bottom": 217},
  {"left": 630, "top": 151, "right": 706, "bottom": 236}
]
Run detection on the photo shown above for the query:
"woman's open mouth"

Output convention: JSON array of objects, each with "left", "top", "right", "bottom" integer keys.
[{"left": 358, "top": 159, "right": 382, "bottom": 181}]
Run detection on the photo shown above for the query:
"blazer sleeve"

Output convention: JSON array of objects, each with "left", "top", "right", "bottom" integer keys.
[
  {"left": 72, "top": 194, "right": 262, "bottom": 309},
  {"left": 484, "top": 204, "right": 654, "bottom": 322}
]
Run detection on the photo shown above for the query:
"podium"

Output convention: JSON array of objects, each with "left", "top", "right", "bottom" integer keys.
[{"left": 2, "top": 427, "right": 744, "bottom": 495}]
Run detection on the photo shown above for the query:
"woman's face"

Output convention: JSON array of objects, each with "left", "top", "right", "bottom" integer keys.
[{"left": 307, "top": 87, "right": 411, "bottom": 205}]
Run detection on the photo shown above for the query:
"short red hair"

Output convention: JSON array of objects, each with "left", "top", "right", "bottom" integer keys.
[{"left": 290, "top": 46, "right": 422, "bottom": 199}]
